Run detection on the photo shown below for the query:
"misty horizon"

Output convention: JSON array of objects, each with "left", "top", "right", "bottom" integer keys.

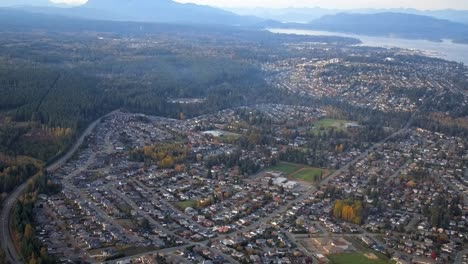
[{"left": 0, "top": 0, "right": 466, "bottom": 10}]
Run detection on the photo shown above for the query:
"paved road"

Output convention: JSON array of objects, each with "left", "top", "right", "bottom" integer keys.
[
  {"left": 59, "top": 118, "right": 142, "bottom": 245},
  {"left": 63, "top": 182, "right": 142, "bottom": 243},
  {"left": 319, "top": 107, "right": 418, "bottom": 189},
  {"left": 132, "top": 179, "right": 210, "bottom": 235},
  {"left": 107, "top": 186, "right": 184, "bottom": 243},
  {"left": 109, "top": 184, "right": 240, "bottom": 264},
  {"left": 0, "top": 110, "right": 118, "bottom": 264},
  {"left": 0, "top": 107, "right": 420, "bottom": 263},
  {"left": 102, "top": 244, "right": 190, "bottom": 264},
  {"left": 319, "top": 128, "right": 410, "bottom": 188},
  {"left": 385, "top": 160, "right": 411, "bottom": 185},
  {"left": 106, "top": 111, "right": 418, "bottom": 263},
  {"left": 439, "top": 175, "right": 468, "bottom": 206},
  {"left": 0, "top": 180, "right": 26, "bottom": 263},
  {"left": 281, "top": 228, "right": 317, "bottom": 264}
]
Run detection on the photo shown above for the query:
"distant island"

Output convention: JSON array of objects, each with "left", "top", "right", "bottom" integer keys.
[{"left": 274, "top": 12, "right": 468, "bottom": 44}]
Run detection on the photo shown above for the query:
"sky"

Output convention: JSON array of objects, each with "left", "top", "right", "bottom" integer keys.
[
  {"left": 49, "top": 0, "right": 468, "bottom": 10},
  {"left": 50, "top": 0, "right": 86, "bottom": 4}
]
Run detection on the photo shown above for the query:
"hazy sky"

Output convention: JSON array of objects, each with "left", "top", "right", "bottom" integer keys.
[
  {"left": 50, "top": 0, "right": 86, "bottom": 4},
  {"left": 49, "top": 0, "right": 468, "bottom": 10}
]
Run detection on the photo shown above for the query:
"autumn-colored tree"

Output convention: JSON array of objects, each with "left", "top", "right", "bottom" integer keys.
[
  {"left": 197, "top": 197, "right": 212, "bottom": 208},
  {"left": 296, "top": 217, "right": 305, "bottom": 226},
  {"left": 160, "top": 156, "right": 174, "bottom": 168},
  {"left": 130, "top": 143, "right": 190, "bottom": 168},
  {"left": 335, "top": 144, "right": 345, "bottom": 153},
  {"left": 352, "top": 201, "right": 363, "bottom": 224},
  {"left": 24, "top": 224, "right": 34, "bottom": 241},
  {"left": 175, "top": 164, "right": 186, "bottom": 173},
  {"left": 28, "top": 253, "right": 37, "bottom": 264},
  {"left": 333, "top": 200, "right": 344, "bottom": 219},
  {"left": 333, "top": 199, "right": 364, "bottom": 224},
  {"left": 342, "top": 205, "right": 354, "bottom": 222},
  {"left": 143, "top": 146, "right": 153, "bottom": 157}
]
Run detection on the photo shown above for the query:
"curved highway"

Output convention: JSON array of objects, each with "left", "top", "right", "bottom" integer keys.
[{"left": 0, "top": 110, "right": 118, "bottom": 264}]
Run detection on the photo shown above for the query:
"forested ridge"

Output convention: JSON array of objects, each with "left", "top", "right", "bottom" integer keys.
[{"left": 0, "top": 35, "right": 275, "bottom": 164}]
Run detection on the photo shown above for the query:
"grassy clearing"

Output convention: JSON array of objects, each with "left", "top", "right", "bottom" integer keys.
[
  {"left": 218, "top": 134, "right": 242, "bottom": 144},
  {"left": 291, "top": 168, "right": 324, "bottom": 183},
  {"left": 175, "top": 199, "right": 197, "bottom": 210},
  {"left": 268, "top": 162, "right": 303, "bottom": 175},
  {"left": 267, "top": 162, "right": 332, "bottom": 184},
  {"left": 312, "top": 118, "right": 355, "bottom": 134},
  {"left": 340, "top": 237, "right": 395, "bottom": 264},
  {"left": 329, "top": 253, "right": 392, "bottom": 264}
]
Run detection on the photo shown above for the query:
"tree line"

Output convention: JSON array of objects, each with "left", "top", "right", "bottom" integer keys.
[
  {"left": 0, "top": 155, "right": 43, "bottom": 194},
  {"left": 13, "top": 171, "right": 60, "bottom": 264}
]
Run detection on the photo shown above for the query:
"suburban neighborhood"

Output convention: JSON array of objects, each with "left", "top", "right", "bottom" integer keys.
[{"left": 28, "top": 105, "right": 467, "bottom": 263}]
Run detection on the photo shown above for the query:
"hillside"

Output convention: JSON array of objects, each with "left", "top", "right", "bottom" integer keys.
[
  {"left": 10, "top": 0, "right": 262, "bottom": 26},
  {"left": 306, "top": 12, "right": 468, "bottom": 42},
  {"left": 229, "top": 7, "right": 468, "bottom": 25}
]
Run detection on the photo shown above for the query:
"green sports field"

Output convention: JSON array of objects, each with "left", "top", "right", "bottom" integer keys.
[
  {"left": 268, "top": 162, "right": 304, "bottom": 175},
  {"left": 291, "top": 168, "right": 324, "bottom": 183},
  {"left": 312, "top": 118, "right": 356, "bottom": 134},
  {"left": 267, "top": 162, "right": 331, "bottom": 184}
]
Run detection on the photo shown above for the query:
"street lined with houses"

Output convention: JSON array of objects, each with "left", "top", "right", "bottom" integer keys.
[{"left": 10, "top": 104, "right": 464, "bottom": 263}]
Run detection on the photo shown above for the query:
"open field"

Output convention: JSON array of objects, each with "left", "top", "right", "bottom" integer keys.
[
  {"left": 329, "top": 252, "right": 392, "bottom": 264},
  {"left": 291, "top": 168, "right": 324, "bottom": 183},
  {"left": 267, "top": 162, "right": 332, "bottom": 184},
  {"left": 175, "top": 199, "right": 197, "bottom": 210},
  {"left": 312, "top": 118, "right": 356, "bottom": 134},
  {"left": 268, "top": 162, "right": 304, "bottom": 175}
]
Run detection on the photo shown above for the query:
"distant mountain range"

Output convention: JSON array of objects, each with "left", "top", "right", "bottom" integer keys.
[
  {"left": 229, "top": 7, "right": 468, "bottom": 25},
  {"left": 82, "top": 0, "right": 261, "bottom": 25},
  {"left": 273, "top": 12, "right": 468, "bottom": 44},
  {"left": 2, "top": 0, "right": 262, "bottom": 26},
  {"left": 1, "top": 1, "right": 467, "bottom": 44}
]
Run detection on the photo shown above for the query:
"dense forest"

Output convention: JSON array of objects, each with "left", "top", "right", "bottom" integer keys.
[
  {"left": 0, "top": 155, "right": 43, "bottom": 194},
  {"left": 13, "top": 171, "right": 59, "bottom": 264},
  {"left": 0, "top": 37, "right": 273, "bottom": 163}
]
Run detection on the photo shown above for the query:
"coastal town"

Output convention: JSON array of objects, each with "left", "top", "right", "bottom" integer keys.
[
  {"left": 31, "top": 104, "right": 467, "bottom": 264},
  {"left": 263, "top": 46, "right": 468, "bottom": 114}
]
